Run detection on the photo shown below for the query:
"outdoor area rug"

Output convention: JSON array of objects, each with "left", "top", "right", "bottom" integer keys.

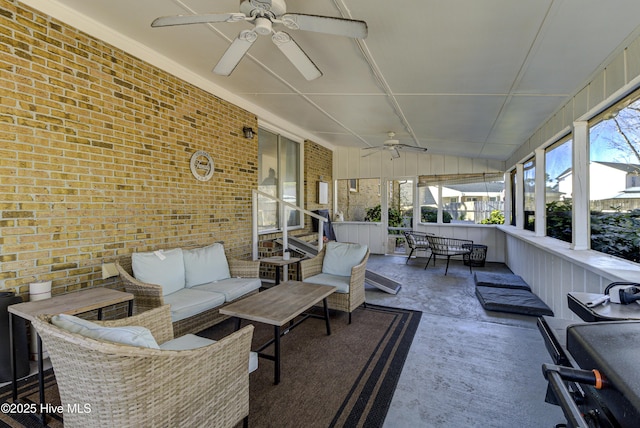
[
  {"left": 202, "top": 304, "right": 421, "bottom": 428},
  {"left": 0, "top": 369, "right": 62, "bottom": 428},
  {"left": 0, "top": 304, "right": 421, "bottom": 428}
]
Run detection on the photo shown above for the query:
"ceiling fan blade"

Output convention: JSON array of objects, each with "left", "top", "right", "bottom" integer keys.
[
  {"left": 213, "top": 30, "right": 258, "bottom": 76},
  {"left": 361, "top": 149, "right": 381, "bottom": 158},
  {"left": 397, "top": 144, "right": 428, "bottom": 153},
  {"left": 151, "top": 13, "right": 246, "bottom": 27},
  {"left": 280, "top": 14, "right": 368, "bottom": 39},
  {"left": 271, "top": 32, "right": 322, "bottom": 80},
  {"left": 391, "top": 148, "right": 401, "bottom": 159}
]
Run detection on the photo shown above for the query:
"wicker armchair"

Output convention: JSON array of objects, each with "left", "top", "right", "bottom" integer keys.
[
  {"left": 116, "top": 247, "right": 260, "bottom": 337},
  {"left": 403, "top": 231, "right": 432, "bottom": 264},
  {"left": 299, "top": 244, "right": 369, "bottom": 323},
  {"left": 31, "top": 305, "right": 254, "bottom": 428},
  {"left": 424, "top": 235, "right": 473, "bottom": 275}
]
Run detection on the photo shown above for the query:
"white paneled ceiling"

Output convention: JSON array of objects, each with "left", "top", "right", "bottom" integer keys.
[{"left": 24, "top": 0, "right": 640, "bottom": 160}]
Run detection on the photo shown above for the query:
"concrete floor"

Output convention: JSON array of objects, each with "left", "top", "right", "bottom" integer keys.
[{"left": 363, "top": 254, "right": 566, "bottom": 428}]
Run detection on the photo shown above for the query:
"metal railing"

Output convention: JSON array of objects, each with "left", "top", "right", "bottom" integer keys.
[{"left": 251, "top": 189, "right": 328, "bottom": 260}]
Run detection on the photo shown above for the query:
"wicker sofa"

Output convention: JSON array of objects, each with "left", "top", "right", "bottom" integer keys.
[
  {"left": 32, "top": 305, "right": 254, "bottom": 428},
  {"left": 116, "top": 243, "right": 261, "bottom": 336}
]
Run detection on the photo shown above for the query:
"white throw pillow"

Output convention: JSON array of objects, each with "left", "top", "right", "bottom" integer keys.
[
  {"left": 183, "top": 243, "right": 231, "bottom": 287},
  {"left": 51, "top": 313, "right": 159, "bottom": 349},
  {"left": 321, "top": 242, "right": 368, "bottom": 277},
  {"left": 132, "top": 248, "right": 185, "bottom": 296}
]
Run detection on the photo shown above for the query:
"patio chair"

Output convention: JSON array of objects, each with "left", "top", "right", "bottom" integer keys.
[
  {"left": 300, "top": 241, "right": 369, "bottom": 324},
  {"left": 31, "top": 305, "right": 255, "bottom": 428},
  {"left": 403, "top": 231, "right": 432, "bottom": 264},
  {"left": 424, "top": 235, "right": 474, "bottom": 275}
]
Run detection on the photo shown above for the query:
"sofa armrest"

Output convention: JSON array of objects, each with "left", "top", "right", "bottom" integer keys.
[
  {"left": 96, "top": 304, "right": 175, "bottom": 344},
  {"left": 300, "top": 248, "right": 326, "bottom": 279},
  {"left": 228, "top": 258, "right": 260, "bottom": 278},
  {"left": 349, "top": 249, "right": 370, "bottom": 290},
  {"left": 116, "top": 259, "right": 165, "bottom": 313}
]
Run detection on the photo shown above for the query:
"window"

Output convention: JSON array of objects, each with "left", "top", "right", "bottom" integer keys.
[
  {"left": 589, "top": 90, "right": 640, "bottom": 262},
  {"left": 417, "top": 173, "right": 505, "bottom": 224},
  {"left": 257, "top": 128, "right": 302, "bottom": 232},
  {"left": 545, "top": 136, "right": 573, "bottom": 242},
  {"left": 336, "top": 178, "right": 380, "bottom": 221},
  {"left": 417, "top": 182, "right": 440, "bottom": 223},
  {"left": 523, "top": 158, "right": 535, "bottom": 231}
]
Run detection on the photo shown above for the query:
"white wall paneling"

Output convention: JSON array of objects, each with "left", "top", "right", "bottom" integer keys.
[
  {"left": 333, "top": 150, "right": 504, "bottom": 180},
  {"left": 333, "top": 222, "right": 385, "bottom": 254},
  {"left": 501, "top": 227, "right": 640, "bottom": 320}
]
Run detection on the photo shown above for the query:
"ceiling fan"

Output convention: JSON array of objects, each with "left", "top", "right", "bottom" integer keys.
[
  {"left": 151, "top": 0, "right": 368, "bottom": 80},
  {"left": 361, "top": 132, "right": 428, "bottom": 159}
]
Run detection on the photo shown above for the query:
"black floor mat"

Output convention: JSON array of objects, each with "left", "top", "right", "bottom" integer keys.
[
  {"left": 474, "top": 272, "right": 531, "bottom": 291},
  {"left": 475, "top": 285, "right": 554, "bottom": 316}
]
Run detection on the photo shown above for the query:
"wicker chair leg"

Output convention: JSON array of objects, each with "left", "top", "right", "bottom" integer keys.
[
  {"left": 445, "top": 256, "right": 451, "bottom": 275},
  {"left": 405, "top": 248, "right": 415, "bottom": 264},
  {"left": 424, "top": 253, "right": 434, "bottom": 270},
  {"left": 348, "top": 312, "right": 352, "bottom": 324},
  {"left": 243, "top": 415, "right": 249, "bottom": 428}
]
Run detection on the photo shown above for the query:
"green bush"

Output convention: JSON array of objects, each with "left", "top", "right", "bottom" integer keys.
[
  {"left": 364, "top": 205, "right": 403, "bottom": 227},
  {"left": 546, "top": 201, "right": 571, "bottom": 242},
  {"left": 480, "top": 210, "right": 505, "bottom": 224},
  {"left": 420, "top": 206, "right": 451, "bottom": 223},
  {"left": 591, "top": 209, "right": 640, "bottom": 262},
  {"left": 547, "top": 200, "right": 640, "bottom": 262}
]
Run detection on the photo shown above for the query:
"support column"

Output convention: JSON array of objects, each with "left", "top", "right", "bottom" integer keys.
[
  {"left": 515, "top": 163, "right": 524, "bottom": 229},
  {"left": 535, "top": 148, "right": 546, "bottom": 237},
  {"left": 504, "top": 171, "right": 512, "bottom": 226},
  {"left": 572, "top": 121, "right": 589, "bottom": 250}
]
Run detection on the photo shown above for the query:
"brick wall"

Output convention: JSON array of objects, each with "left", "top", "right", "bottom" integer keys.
[
  {"left": 304, "top": 140, "right": 333, "bottom": 229},
  {"left": 0, "top": 0, "right": 259, "bottom": 297}
]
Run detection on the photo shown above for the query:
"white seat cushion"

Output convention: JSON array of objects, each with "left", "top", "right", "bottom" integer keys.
[
  {"left": 163, "top": 288, "right": 226, "bottom": 323},
  {"left": 183, "top": 243, "right": 231, "bottom": 287},
  {"left": 132, "top": 248, "right": 185, "bottom": 296},
  {"left": 193, "top": 277, "right": 261, "bottom": 302},
  {"left": 51, "top": 314, "right": 159, "bottom": 349},
  {"left": 160, "top": 334, "right": 258, "bottom": 373},
  {"left": 321, "top": 242, "right": 368, "bottom": 277},
  {"left": 303, "top": 273, "right": 350, "bottom": 293}
]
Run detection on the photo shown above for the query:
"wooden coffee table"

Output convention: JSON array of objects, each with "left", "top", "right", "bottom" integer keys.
[{"left": 219, "top": 280, "right": 336, "bottom": 384}]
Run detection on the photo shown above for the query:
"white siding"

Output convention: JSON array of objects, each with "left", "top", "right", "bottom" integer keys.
[
  {"left": 333, "top": 148, "right": 504, "bottom": 180},
  {"left": 501, "top": 227, "right": 640, "bottom": 320}
]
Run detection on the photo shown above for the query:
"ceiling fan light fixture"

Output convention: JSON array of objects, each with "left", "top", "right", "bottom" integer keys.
[{"left": 253, "top": 17, "right": 273, "bottom": 35}]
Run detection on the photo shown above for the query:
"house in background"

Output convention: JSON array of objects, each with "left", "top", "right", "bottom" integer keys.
[{"left": 556, "top": 161, "right": 640, "bottom": 210}]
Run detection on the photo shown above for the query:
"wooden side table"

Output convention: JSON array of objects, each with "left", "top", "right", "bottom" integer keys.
[
  {"left": 8, "top": 287, "right": 134, "bottom": 423},
  {"left": 260, "top": 255, "right": 303, "bottom": 285}
]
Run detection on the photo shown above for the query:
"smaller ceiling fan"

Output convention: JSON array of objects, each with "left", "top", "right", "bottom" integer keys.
[
  {"left": 362, "top": 132, "right": 428, "bottom": 159},
  {"left": 151, "top": 0, "right": 368, "bottom": 80}
]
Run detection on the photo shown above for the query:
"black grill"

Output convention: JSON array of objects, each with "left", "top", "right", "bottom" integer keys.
[{"left": 539, "top": 316, "right": 640, "bottom": 428}]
